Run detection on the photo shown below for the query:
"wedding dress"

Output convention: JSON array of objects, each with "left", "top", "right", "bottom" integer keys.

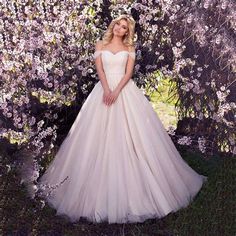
[{"left": 37, "top": 49, "right": 207, "bottom": 224}]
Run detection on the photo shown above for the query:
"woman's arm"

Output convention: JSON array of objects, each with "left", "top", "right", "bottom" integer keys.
[
  {"left": 114, "top": 46, "right": 135, "bottom": 93},
  {"left": 94, "top": 40, "right": 110, "bottom": 92}
]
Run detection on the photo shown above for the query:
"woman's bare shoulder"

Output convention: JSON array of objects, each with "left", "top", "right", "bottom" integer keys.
[
  {"left": 127, "top": 44, "right": 135, "bottom": 52},
  {"left": 95, "top": 40, "right": 104, "bottom": 50}
]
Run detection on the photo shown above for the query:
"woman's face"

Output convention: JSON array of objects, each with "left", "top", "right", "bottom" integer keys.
[{"left": 113, "top": 19, "right": 129, "bottom": 37}]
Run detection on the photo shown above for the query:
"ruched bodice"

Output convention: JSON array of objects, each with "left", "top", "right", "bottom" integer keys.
[{"left": 93, "top": 50, "right": 136, "bottom": 89}]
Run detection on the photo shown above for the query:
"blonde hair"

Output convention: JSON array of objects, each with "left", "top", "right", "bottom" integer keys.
[{"left": 101, "top": 14, "right": 136, "bottom": 47}]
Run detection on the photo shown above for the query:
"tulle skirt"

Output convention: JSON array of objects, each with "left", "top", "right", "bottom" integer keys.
[{"left": 38, "top": 77, "right": 207, "bottom": 224}]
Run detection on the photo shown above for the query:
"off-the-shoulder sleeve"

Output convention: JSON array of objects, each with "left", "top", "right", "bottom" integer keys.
[
  {"left": 128, "top": 51, "right": 136, "bottom": 60},
  {"left": 93, "top": 50, "right": 102, "bottom": 59}
]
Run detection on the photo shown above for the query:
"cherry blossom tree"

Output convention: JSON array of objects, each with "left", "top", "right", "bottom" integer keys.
[{"left": 0, "top": 0, "right": 235, "bottom": 199}]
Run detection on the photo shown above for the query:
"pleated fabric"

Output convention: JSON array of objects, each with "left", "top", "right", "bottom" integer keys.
[{"left": 38, "top": 51, "right": 207, "bottom": 224}]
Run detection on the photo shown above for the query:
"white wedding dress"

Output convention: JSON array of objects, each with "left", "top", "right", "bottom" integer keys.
[{"left": 37, "top": 49, "right": 207, "bottom": 224}]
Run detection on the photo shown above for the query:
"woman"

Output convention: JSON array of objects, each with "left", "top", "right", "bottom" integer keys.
[{"left": 38, "top": 14, "right": 207, "bottom": 224}]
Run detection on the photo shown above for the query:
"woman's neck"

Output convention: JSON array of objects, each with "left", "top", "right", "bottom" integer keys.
[{"left": 110, "top": 35, "right": 124, "bottom": 45}]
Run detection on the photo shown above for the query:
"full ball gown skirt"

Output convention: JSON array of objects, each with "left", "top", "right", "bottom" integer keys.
[{"left": 38, "top": 50, "right": 207, "bottom": 224}]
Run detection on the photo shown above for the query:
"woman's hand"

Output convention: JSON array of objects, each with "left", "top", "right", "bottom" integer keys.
[
  {"left": 106, "top": 88, "right": 121, "bottom": 106},
  {"left": 103, "top": 88, "right": 112, "bottom": 106}
]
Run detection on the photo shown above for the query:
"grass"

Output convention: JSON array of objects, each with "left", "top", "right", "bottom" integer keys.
[
  {"left": 148, "top": 77, "right": 179, "bottom": 129},
  {"left": 151, "top": 100, "right": 178, "bottom": 129},
  {"left": 1, "top": 145, "right": 235, "bottom": 236}
]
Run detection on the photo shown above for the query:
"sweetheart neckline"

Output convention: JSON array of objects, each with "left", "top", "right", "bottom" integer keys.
[{"left": 98, "top": 50, "right": 131, "bottom": 55}]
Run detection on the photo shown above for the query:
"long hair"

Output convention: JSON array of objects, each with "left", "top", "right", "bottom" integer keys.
[{"left": 102, "top": 14, "right": 136, "bottom": 47}]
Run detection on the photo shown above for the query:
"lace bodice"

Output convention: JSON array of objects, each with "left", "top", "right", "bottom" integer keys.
[{"left": 93, "top": 50, "right": 136, "bottom": 89}]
